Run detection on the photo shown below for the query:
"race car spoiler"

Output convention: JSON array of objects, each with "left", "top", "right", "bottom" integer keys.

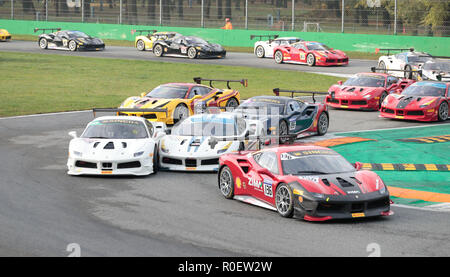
[
  {"left": 273, "top": 88, "right": 328, "bottom": 103},
  {"left": 375, "top": 47, "right": 414, "bottom": 55},
  {"left": 193, "top": 77, "right": 248, "bottom": 89},
  {"left": 34, "top": 28, "right": 61, "bottom": 33},
  {"left": 250, "top": 34, "right": 279, "bottom": 42},
  {"left": 92, "top": 108, "right": 168, "bottom": 117},
  {"left": 208, "top": 134, "right": 298, "bottom": 150},
  {"left": 370, "top": 67, "right": 421, "bottom": 73},
  {"left": 131, "top": 29, "right": 158, "bottom": 35}
]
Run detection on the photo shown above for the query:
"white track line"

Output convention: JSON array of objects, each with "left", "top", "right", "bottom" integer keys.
[{"left": 0, "top": 110, "right": 90, "bottom": 120}]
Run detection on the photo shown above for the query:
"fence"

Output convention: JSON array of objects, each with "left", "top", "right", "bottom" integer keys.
[{"left": 0, "top": 1, "right": 449, "bottom": 37}]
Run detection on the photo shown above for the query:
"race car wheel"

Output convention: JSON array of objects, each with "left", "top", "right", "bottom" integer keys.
[
  {"left": 404, "top": 65, "right": 413, "bottom": 79},
  {"left": 173, "top": 104, "right": 189, "bottom": 123},
  {"left": 153, "top": 44, "right": 164, "bottom": 57},
  {"left": 187, "top": 47, "right": 197, "bottom": 59},
  {"left": 379, "top": 92, "right": 388, "bottom": 110},
  {"left": 274, "top": 51, "right": 284, "bottom": 64},
  {"left": 225, "top": 97, "right": 239, "bottom": 110},
  {"left": 152, "top": 145, "right": 159, "bottom": 174},
  {"left": 279, "top": 120, "right": 288, "bottom": 144},
  {"left": 275, "top": 183, "right": 294, "bottom": 218},
  {"left": 219, "top": 166, "right": 234, "bottom": 199},
  {"left": 317, "top": 112, "right": 329, "bottom": 136},
  {"left": 255, "top": 46, "right": 265, "bottom": 58},
  {"left": 307, "top": 53, "right": 316, "bottom": 66},
  {"left": 438, "top": 102, "right": 449, "bottom": 121},
  {"left": 378, "top": 61, "right": 387, "bottom": 73},
  {"left": 39, "top": 38, "right": 48, "bottom": 49},
  {"left": 68, "top": 40, "right": 77, "bottom": 51},
  {"left": 136, "top": 39, "right": 145, "bottom": 51}
]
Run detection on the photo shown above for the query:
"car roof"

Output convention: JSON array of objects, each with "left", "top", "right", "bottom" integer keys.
[
  {"left": 92, "top": 116, "right": 145, "bottom": 123},
  {"left": 161, "top": 83, "right": 212, "bottom": 88}
]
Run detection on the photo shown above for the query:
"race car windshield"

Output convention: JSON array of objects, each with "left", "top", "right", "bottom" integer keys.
[
  {"left": 172, "top": 118, "right": 242, "bottom": 136},
  {"left": 146, "top": 85, "right": 189, "bottom": 99},
  {"left": 423, "top": 62, "right": 450, "bottom": 71},
  {"left": 343, "top": 75, "right": 385, "bottom": 87},
  {"left": 234, "top": 100, "right": 285, "bottom": 115},
  {"left": 81, "top": 120, "right": 148, "bottom": 139},
  {"left": 402, "top": 83, "right": 446, "bottom": 97},
  {"left": 67, "top": 31, "right": 90, "bottom": 38},
  {"left": 307, "top": 43, "right": 331, "bottom": 51},
  {"left": 186, "top": 37, "right": 208, "bottom": 45},
  {"left": 281, "top": 151, "right": 355, "bottom": 175}
]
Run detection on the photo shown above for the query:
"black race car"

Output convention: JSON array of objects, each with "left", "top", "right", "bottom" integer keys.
[
  {"left": 232, "top": 89, "right": 330, "bottom": 143},
  {"left": 152, "top": 35, "right": 226, "bottom": 59},
  {"left": 34, "top": 28, "right": 105, "bottom": 51}
]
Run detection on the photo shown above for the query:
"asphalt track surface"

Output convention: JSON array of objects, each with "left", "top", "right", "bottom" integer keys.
[
  {"left": 1, "top": 44, "right": 449, "bottom": 256},
  {"left": 1, "top": 107, "right": 449, "bottom": 257},
  {"left": 0, "top": 40, "right": 373, "bottom": 77}
]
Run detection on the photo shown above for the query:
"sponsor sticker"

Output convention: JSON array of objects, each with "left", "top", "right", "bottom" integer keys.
[
  {"left": 249, "top": 178, "right": 263, "bottom": 191},
  {"left": 352, "top": 212, "right": 365, "bottom": 218},
  {"left": 298, "top": 176, "right": 320, "bottom": 183},
  {"left": 263, "top": 179, "right": 273, "bottom": 197}
]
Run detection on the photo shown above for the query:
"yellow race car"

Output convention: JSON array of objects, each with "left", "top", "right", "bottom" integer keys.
[
  {"left": 0, "top": 29, "right": 11, "bottom": 41},
  {"left": 118, "top": 78, "right": 247, "bottom": 125},
  {"left": 132, "top": 29, "right": 180, "bottom": 51}
]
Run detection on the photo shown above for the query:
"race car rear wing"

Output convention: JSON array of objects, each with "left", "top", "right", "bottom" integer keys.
[
  {"left": 370, "top": 67, "right": 421, "bottom": 74},
  {"left": 375, "top": 47, "right": 415, "bottom": 55},
  {"left": 193, "top": 77, "right": 248, "bottom": 89},
  {"left": 34, "top": 28, "right": 61, "bottom": 34},
  {"left": 131, "top": 29, "right": 158, "bottom": 35},
  {"left": 250, "top": 34, "right": 279, "bottom": 42},
  {"left": 272, "top": 88, "right": 328, "bottom": 103},
  {"left": 92, "top": 108, "right": 168, "bottom": 118}
]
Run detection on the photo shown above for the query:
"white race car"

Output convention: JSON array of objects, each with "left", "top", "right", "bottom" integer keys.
[
  {"left": 421, "top": 60, "right": 450, "bottom": 82},
  {"left": 67, "top": 116, "right": 166, "bottom": 176},
  {"left": 376, "top": 48, "right": 433, "bottom": 79},
  {"left": 251, "top": 35, "right": 303, "bottom": 58},
  {"left": 159, "top": 113, "right": 264, "bottom": 172}
]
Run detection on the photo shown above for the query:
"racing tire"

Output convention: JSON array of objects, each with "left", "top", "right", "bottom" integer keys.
[
  {"left": 438, "top": 102, "right": 449, "bottom": 122},
  {"left": 152, "top": 145, "right": 159, "bottom": 174},
  {"left": 317, "top": 112, "right": 329, "bottom": 136},
  {"left": 307, "top": 53, "right": 316, "bottom": 66},
  {"left": 225, "top": 97, "right": 239, "bottom": 110},
  {"left": 379, "top": 92, "right": 388, "bottom": 110},
  {"left": 68, "top": 40, "right": 77, "bottom": 52},
  {"left": 173, "top": 104, "right": 189, "bottom": 124},
  {"left": 378, "top": 61, "right": 387, "bottom": 73},
  {"left": 279, "top": 120, "right": 289, "bottom": 144},
  {"left": 153, "top": 44, "right": 164, "bottom": 57},
  {"left": 136, "top": 39, "right": 146, "bottom": 51},
  {"left": 39, "top": 38, "right": 48, "bottom": 49},
  {"left": 187, "top": 47, "right": 197, "bottom": 59},
  {"left": 219, "top": 166, "right": 234, "bottom": 199},
  {"left": 274, "top": 51, "right": 284, "bottom": 64},
  {"left": 255, "top": 45, "right": 265, "bottom": 58},
  {"left": 404, "top": 65, "right": 413, "bottom": 79},
  {"left": 275, "top": 183, "right": 294, "bottom": 218}
]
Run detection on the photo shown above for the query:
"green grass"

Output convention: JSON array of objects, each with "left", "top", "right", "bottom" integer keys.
[
  {"left": 0, "top": 51, "right": 343, "bottom": 117},
  {"left": 11, "top": 33, "right": 380, "bottom": 60}
]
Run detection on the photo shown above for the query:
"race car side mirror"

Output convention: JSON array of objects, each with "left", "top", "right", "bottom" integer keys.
[
  {"left": 337, "top": 80, "right": 343, "bottom": 85},
  {"left": 140, "top": 92, "right": 146, "bottom": 98},
  {"left": 257, "top": 168, "right": 275, "bottom": 178},
  {"left": 354, "top": 162, "right": 363, "bottom": 171},
  {"left": 68, "top": 131, "right": 77, "bottom": 138}
]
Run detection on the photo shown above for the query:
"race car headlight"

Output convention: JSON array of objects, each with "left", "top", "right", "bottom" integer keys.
[
  {"left": 382, "top": 98, "right": 389, "bottom": 106},
  {"left": 195, "top": 46, "right": 202, "bottom": 50},
  {"left": 73, "top": 151, "right": 83, "bottom": 157},
  {"left": 376, "top": 179, "right": 387, "bottom": 194},
  {"left": 419, "top": 99, "right": 436, "bottom": 108},
  {"left": 134, "top": 151, "right": 144, "bottom": 157},
  {"left": 363, "top": 94, "right": 373, "bottom": 99},
  {"left": 217, "top": 142, "right": 232, "bottom": 154},
  {"left": 160, "top": 140, "right": 169, "bottom": 153}
]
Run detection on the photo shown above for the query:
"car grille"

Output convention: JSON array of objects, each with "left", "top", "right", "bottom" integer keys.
[
  {"left": 117, "top": 161, "right": 141, "bottom": 169},
  {"left": 383, "top": 108, "right": 395, "bottom": 114},
  {"left": 201, "top": 158, "right": 219, "bottom": 166},
  {"left": 185, "top": 159, "right": 197, "bottom": 167},
  {"left": 75, "top": 160, "right": 97, "bottom": 168},
  {"left": 327, "top": 98, "right": 339, "bottom": 104},
  {"left": 407, "top": 110, "right": 424, "bottom": 116},
  {"left": 162, "top": 157, "right": 182, "bottom": 165},
  {"left": 351, "top": 100, "right": 367, "bottom": 105}
]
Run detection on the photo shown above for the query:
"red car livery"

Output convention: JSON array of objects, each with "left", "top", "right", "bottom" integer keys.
[
  {"left": 325, "top": 72, "right": 415, "bottom": 110},
  {"left": 218, "top": 145, "right": 392, "bottom": 221},
  {"left": 380, "top": 81, "right": 449, "bottom": 122},
  {"left": 273, "top": 41, "right": 348, "bottom": 66}
]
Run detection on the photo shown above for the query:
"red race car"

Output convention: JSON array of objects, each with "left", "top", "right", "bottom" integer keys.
[
  {"left": 325, "top": 72, "right": 416, "bottom": 110},
  {"left": 380, "top": 81, "right": 449, "bottom": 122},
  {"left": 273, "top": 41, "right": 348, "bottom": 66},
  {"left": 218, "top": 145, "right": 392, "bottom": 221}
]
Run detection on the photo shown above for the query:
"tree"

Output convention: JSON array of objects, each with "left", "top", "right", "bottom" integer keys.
[{"left": 421, "top": 1, "right": 450, "bottom": 36}]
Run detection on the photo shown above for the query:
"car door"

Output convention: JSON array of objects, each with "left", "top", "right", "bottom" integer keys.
[
  {"left": 286, "top": 100, "right": 315, "bottom": 133},
  {"left": 248, "top": 151, "right": 278, "bottom": 203},
  {"left": 296, "top": 43, "right": 308, "bottom": 63},
  {"left": 53, "top": 31, "right": 65, "bottom": 47}
]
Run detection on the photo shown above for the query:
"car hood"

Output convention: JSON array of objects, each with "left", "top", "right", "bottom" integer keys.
[
  {"left": 121, "top": 97, "right": 176, "bottom": 109},
  {"left": 75, "top": 37, "right": 103, "bottom": 44},
  {"left": 313, "top": 50, "right": 347, "bottom": 58},
  {"left": 0, "top": 29, "right": 10, "bottom": 36},
  {"left": 161, "top": 135, "right": 240, "bottom": 158},
  {"left": 384, "top": 94, "right": 439, "bottom": 109},
  {"left": 330, "top": 85, "right": 380, "bottom": 98},
  {"left": 194, "top": 43, "right": 224, "bottom": 51},
  {"left": 292, "top": 171, "right": 383, "bottom": 196},
  {"left": 69, "top": 138, "right": 152, "bottom": 160}
]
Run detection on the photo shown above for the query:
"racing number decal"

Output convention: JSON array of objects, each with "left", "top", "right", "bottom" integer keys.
[
  {"left": 63, "top": 38, "right": 68, "bottom": 47},
  {"left": 181, "top": 46, "right": 187, "bottom": 54},
  {"left": 300, "top": 53, "right": 306, "bottom": 60},
  {"left": 263, "top": 180, "right": 273, "bottom": 197},
  {"left": 289, "top": 120, "right": 296, "bottom": 130}
]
